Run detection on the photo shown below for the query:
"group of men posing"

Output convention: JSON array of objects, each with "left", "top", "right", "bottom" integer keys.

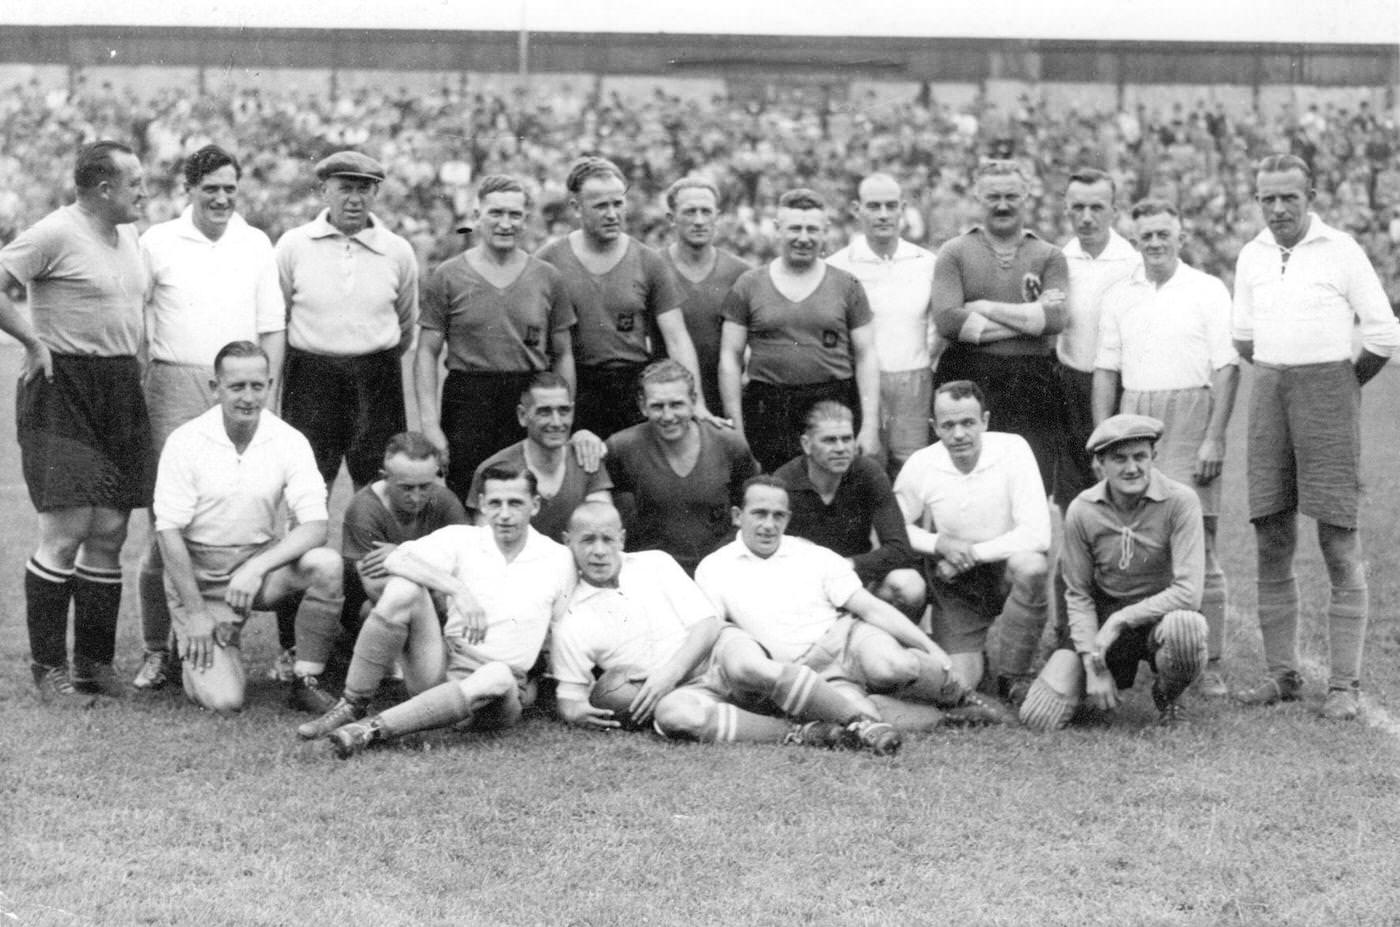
[{"left": 1, "top": 137, "right": 1392, "bottom": 759}]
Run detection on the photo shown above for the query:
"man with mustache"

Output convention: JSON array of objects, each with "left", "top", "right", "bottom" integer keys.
[{"left": 1092, "top": 199, "right": 1238, "bottom": 698}]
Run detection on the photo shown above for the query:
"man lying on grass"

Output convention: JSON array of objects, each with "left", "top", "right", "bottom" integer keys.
[
  {"left": 552, "top": 501, "right": 901, "bottom": 754},
  {"left": 297, "top": 462, "right": 575, "bottom": 757},
  {"left": 1020, "top": 414, "right": 1208, "bottom": 730}
]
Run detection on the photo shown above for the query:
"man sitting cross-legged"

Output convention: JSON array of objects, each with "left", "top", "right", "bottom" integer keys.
[
  {"left": 553, "top": 501, "right": 901, "bottom": 754},
  {"left": 695, "top": 476, "right": 1013, "bottom": 730},
  {"left": 156, "top": 340, "right": 344, "bottom": 714},
  {"left": 298, "top": 462, "right": 575, "bottom": 755},
  {"left": 1019, "top": 415, "right": 1208, "bottom": 730}
]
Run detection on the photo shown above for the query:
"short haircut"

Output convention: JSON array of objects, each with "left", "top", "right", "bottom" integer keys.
[
  {"left": 74, "top": 140, "right": 135, "bottom": 191},
  {"left": 212, "top": 340, "right": 269, "bottom": 376},
  {"left": 777, "top": 188, "right": 825, "bottom": 212},
  {"left": 665, "top": 175, "right": 720, "bottom": 211},
  {"left": 1256, "top": 153, "right": 1313, "bottom": 187},
  {"left": 975, "top": 157, "right": 1029, "bottom": 185},
  {"left": 1130, "top": 198, "right": 1180, "bottom": 221},
  {"left": 637, "top": 359, "right": 696, "bottom": 403},
  {"left": 383, "top": 431, "right": 442, "bottom": 465},
  {"left": 479, "top": 461, "right": 539, "bottom": 497},
  {"left": 803, "top": 399, "right": 854, "bottom": 434},
  {"left": 183, "top": 145, "right": 241, "bottom": 186},
  {"left": 519, "top": 370, "right": 574, "bottom": 407},
  {"left": 565, "top": 156, "right": 626, "bottom": 195},
  {"left": 740, "top": 474, "right": 789, "bottom": 507},
  {"left": 1065, "top": 167, "right": 1116, "bottom": 201},
  {"left": 934, "top": 379, "right": 988, "bottom": 414},
  {"left": 477, "top": 173, "right": 530, "bottom": 206}
]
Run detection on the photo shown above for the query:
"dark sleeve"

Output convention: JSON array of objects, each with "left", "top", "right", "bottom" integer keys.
[
  {"left": 849, "top": 466, "right": 916, "bottom": 582},
  {"left": 439, "top": 489, "right": 469, "bottom": 526},
  {"left": 727, "top": 432, "right": 761, "bottom": 499},
  {"left": 1041, "top": 245, "right": 1070, "bottom": 294},
  {"left": 341, "top": 493, "right": 384, "bottom": 561},
  {"left": 643, "top": 246, "right": 683, "bottom": 317},
  {"left": 931, "top": 242, "right": 970, "bottom": 338},
  {"left": 545, "top": 263, "right": 577, "bottom": 331},
  {"left": 604, "top": 435, "right": 633, "bottom": 494},
  {"left": 720, "top": 271, "right": 755, "bottom": 326},
  {"left": 842, "top": 271, "right": 874, "bottom": 329},
  {"left": 419, "top": 262, "right": 448, "bottom": 332}
]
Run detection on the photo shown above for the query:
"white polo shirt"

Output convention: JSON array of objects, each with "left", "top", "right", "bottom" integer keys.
[
  {"left": 1233, "top": 214, "right": 1400, "bottom": 365},
  {"left": 154, "top": 406, "right": 327, "bottom": 545},
  {"left": 141, "top": 209, "right": 285, "bottom": 367},
  {"left": 695, "top": 535, "right": 861, "bottom": 663},
  {"left": 827, "top": 235, "right": 937, "bottom": 372},
  {"left": 399, "top": 525, "right": 574, "bottom": 674},
  {"left": 551, "top": 550, "right": 716, "bottom": 703},
  {"left": 893, "top": 431, "right": 1051, "bottom": 564},
  {"left": 1096, "top": 261, "right": 1238, "bottom": 392},
  {"left": 1056, "top": 232, "right": 1140, "bottom": 373}
]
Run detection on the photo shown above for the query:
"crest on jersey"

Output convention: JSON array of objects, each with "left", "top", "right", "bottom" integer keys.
[
  {"left": 524, "top": 325, "right": 541, "bottom": 347},
  {"left": 616, "top": 312, "right": 635, "bottom": 333},
  {"left": 821, "top": 330, "right": 839, "bottom": 348},
  {"left": 1022, "top": 273, "right": 1043, "bottom": 302}
]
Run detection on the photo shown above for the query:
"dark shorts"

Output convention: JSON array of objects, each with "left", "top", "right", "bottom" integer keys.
[
  {"left": 927, "top": 561, "right": 1009, "bottom": 654},
  {"left": 17, "top": 353, "right": 153, "bottom": 512},
  {"left": 937, "top": 349, "right": 1061, "bottom": 493},
  {"left": 281, "top": 346, "right": 406, "bottom": 488},
  {"left": 742, "top": 378, "right": 859, "bottom": 474},
  {"left": 575, "top": 362, "right": 647, "bottom": 440},
  {"left": 1054, "top": 592, "right": 1160, "bottom": 689},
  {"left": 1053, "top": 364, "right": 1097, "bottom": 509},
  {"left": 440, "top": 369, "right": 534, "bottom": 499}
]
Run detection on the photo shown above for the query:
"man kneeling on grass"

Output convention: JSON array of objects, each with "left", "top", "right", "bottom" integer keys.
[
  {"left": 1020, "top": 415, "right": 1208, "bottom": 730},
  {"left": 297, "top": 462, "right": 575, "bottom": 757},
  {"left": 156, "top": 341, "right": 344, "bottom": 714},
  {"left": 552, "top": 501, "right": 901, "bottom": 754}
]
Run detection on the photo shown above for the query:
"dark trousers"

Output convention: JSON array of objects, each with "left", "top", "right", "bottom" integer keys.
[
  {"left": 1054, "top": 364, "right": 1097, "bottom": 509},
  {"left": 936, "top": 349, "right": 1061, "bottom": 493},
  {"left": 282, "top": 346, "right": 406, "bottom": 488},
  {"left": 441, "top": 369, "right": 534, "bottom": 499},
  {"left": 576, "top": 362, "right": 647, "bottom": 439},
  {"left": 743, "top": 378, "right": 859, "bottom": 474}
]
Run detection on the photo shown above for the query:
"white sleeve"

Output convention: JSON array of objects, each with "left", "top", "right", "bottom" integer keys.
[
  {"left": 283, "top": 429, "right": 329, "bottom": 525},
  {"left": 549, "top": 611, "right": 597, "bottom": 703},
  {"left": 970, "top": 438, "right": 1052, "bottom": 562},
  {"left": 152, "top": 432, "right": 198, "bottom": 533}
]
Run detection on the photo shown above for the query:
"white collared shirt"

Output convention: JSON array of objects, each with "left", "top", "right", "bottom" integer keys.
[
  {"left": 1233, "top": 213, "right": 1400, "bottom": 364},
  {"left": 1057, "top": 231, "right": 1141, "bottom": 372},
  {"left": 893, "top": 431, "right": 1051, "bottom": 564},
  {"left": 154, "top": 406, "right": 327, "bottom": 544},
  {"left": 141, "top": 209, "right": 285, "bottom": 367},
  {"left": 695, "top": 535, "right": 862, "bottom": 663},
  {"left": 827, "top": 234, "right": 938, "bottom": 372},
  {"left": 1096, "top": 261, "right": 1237, "bottom": 391},
  {"left": 551, "top": 550, "right": 716, "bottom": 702}
]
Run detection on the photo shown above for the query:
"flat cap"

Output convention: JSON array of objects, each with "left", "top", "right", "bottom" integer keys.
[
  {"left": 1086, "top": 414, "right": 1164, "bottom": 455},
  {"left": 314, "top": 151, "right": 385, "bottom": 182}
]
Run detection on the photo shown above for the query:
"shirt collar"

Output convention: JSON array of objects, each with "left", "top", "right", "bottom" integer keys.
[
  {"left": 846, "top": 234, "right": 924, "bottom": 264},
  {"left": 1249, "top": 212, "right": 1338, "bottom": 251},
  {"left": 173, "top": 207, "right": 247, "bottom": 244},
  {"left": 193, "top": 405, "right": 276, "bottom": 450},
  {"left": 1127, "top": 261, "right": 1186, "bottom": 287},
  {"left": 571, "top": 553, "right": 642, "bottom": 604},
  {"left": 968, "top": 225, "right": 1041, "bottom": 245},
  {"left": 1062, "top": 230, "right": 1138, "bottom": 262},
  {"left": 308, "top": 209, "right": 388, "bottom": 253},
  {"left": 1083, "top": 468, "right": 1171, "bottom": 506}
]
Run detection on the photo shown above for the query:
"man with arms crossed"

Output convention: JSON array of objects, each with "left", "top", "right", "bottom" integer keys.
[
  {"left": 156, "top": 342, "right": 344, "bottom": 714},
  {"left": 1093, "top": 199, "right": 1238, "bottom": 697},
  {"left": 1021, "top": 415, "right": 1208, "bottom": 730},
  {"left": 894, "top": 381, "right": 1051, "bottom": 704},
  {"left": 719, "top": 187, "right": 881, "bottom": 473},
  {"left": 827, "top": 173, "right": 939, "bottom": 475},
  {"left": 537, "top": 156, "right": 713, "bottom": 437},
  {"left": 1231, "top": 154, "right": 1400, "bottom": 721},
  {"left": 553, "top": 501, "right": 900, "bottom": 753},
  {"left": 416, "top": 174, "right": 576, "bottom": 498},
  {"left": 298, "top": 463, "right": 574, "bottom": 753},
  {"left": 660, "top": 176, "right": 750, "bottom": 413},
  {"left": 0, "top": 140, "right": 151, "bottom": 702},
  {"left": 133, "top": 144, "right": 287, "bottom": 691}
]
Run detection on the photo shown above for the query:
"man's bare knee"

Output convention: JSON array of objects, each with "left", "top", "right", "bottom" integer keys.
[
  {"left": 462, "top": 661, "right": 515, "bottom": 699},
  {"left": 653, "top": 692, "right": 709, "bottom": 738},
  {"left": 862, "top": 647, "right": 919, "bottom": 691},
  {"left": 1007, "top": 552, "right": 1048, "bottom": 590},
  {"left": 878, "top": 569, "right": 927, "bottom": 614},
  {"left": 298, "top": 547, "right": 344, "bottom": 592}
]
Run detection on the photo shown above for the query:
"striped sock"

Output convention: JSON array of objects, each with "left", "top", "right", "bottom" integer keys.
[
  {"left": 1327, "top": 583, "right": 1368, "bottom": 690},
  {"left": 700, "top": 703, "right": 794, "bottom": 743},
  {"left": 770, "top": 665, "right": 861, "bottom": 724},
  {"left": 1256, "top": 577, "right": 1299, "bottom": 678},
  {"left": 72, "top": 562, "right": 123, "bottom": 666},
  {"left": 25, "top": 558, "right": 74, "bottom": 668}
]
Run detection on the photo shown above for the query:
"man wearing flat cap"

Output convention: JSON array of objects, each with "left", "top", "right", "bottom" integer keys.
[
  {"left": 274, "top": 150, "right": 418, "bottom": 490},
  {"left": 1019, "top": 414, "right": 1208, "bottom": 730}
]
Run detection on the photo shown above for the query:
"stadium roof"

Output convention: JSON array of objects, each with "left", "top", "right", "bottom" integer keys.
[{"left": 8, "top": 0, "right": 1400, "bottom": 46}]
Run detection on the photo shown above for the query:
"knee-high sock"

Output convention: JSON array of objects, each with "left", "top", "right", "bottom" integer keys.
[
  {"left": 376, "top": 680, "right": 472, "bottom": 739},
  {"left": 770, "top": 665, "right": 863, "bottom": 723},
  {"left": 893, "top": 649, "right": 966, "bottom": 706},
  {"left": 1201, "top": 568, "right": 1227, "bottom": 663},
  {"left": 343, "top": 611, "right": 409, "bottom": 701},
  {"left": 138, "top": 544, "right": 172, "bottom": 654},
  {"left": 25, "top": 558, "right": 74, "bottom": 669},
  {"left": 273, "top": 591, "right": 303, "bottom": 654},
  {"left": 997, "top": 586, "right": 1048, "bottom": 678},
  {"left": 292, "top": 582, "right": 344, "bottom": 669},
  {"left": 1327, "top": 583, "right": 1368, "bottom": 690},
  {"left": 1153, "top": 610, "right": 1208, "bottom": 703},
  {"left": 72, "top": 563, "right": 123, "bottom": 666},
  {"left": 1256, "top": 577, "right": 1299, "bottom": 677},
  {"left": 696, "top": 702, "right": 795, "bottom": 743}
]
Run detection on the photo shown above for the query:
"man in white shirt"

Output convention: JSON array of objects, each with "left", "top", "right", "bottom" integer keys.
[
  {"left": 134, "top": 145, "right": 288, "bottom": 691},
  {"left": 299, "top": 462, "right": 575, "bottom": 755},
  {"left": 155, "top": 341, "right": 343, "bottom": 715},
  {"left": 1093, "top": 199, "right": 1238, "bottom": 697},
  {"left": 1232, "top": 153, "right": 1400, "bottom": 721},
  {"left": 894, "top": 380, "right": 1051, "bottom": 704},
  {"left": 1055, "top": 168, "right": 1140, "bottom": 507},
  {"left": 827, "top": 173, "right": 938, "bottom": 475}
]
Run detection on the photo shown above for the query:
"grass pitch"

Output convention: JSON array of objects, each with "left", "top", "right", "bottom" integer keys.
[{"left": 2, "top": 344, "right": 1399, "bottom": 926}]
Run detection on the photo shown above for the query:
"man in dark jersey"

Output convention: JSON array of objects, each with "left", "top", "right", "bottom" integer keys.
[
  {"left": 718, "top": 188, "right": 880, "bottom": 473},
  {"left": 0, "top": 140, "right": 151, "bottom": 703},
  {"left": 466, "top": 372, "right": 612, "bottom": 543},
  {"left": 931, "top": 158, "right": 1070, "bottom": 491},
  {"left": 605, "top": 360, "right": 758, "bottom": 575},
  {"left": 659, "top": 176, "right": 750, "bottom": 413},
  {"left": 416, "top": 174, "right": 576, "bottom": 498},
  {"left": 536, "top": 156, "right": 713, "bottom": 438}
]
